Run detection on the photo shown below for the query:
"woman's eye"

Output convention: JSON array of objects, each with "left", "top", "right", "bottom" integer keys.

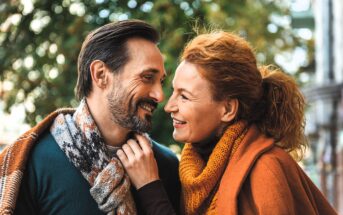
[{"left": 181, "top": 94, "right": 188, "bottom": 100}]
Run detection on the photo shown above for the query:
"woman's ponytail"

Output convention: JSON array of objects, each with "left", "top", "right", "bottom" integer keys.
[{"left": 257, "top": 66, "right": 308, "bottom": 160}]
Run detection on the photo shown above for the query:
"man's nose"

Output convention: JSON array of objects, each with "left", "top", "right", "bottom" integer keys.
[{"left": 149, "top": 83, "right": 164, "bottom": 103}]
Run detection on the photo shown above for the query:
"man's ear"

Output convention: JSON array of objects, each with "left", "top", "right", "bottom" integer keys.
[
  {"left": 90, "top": 60, "right": 109, "bottom": 89},
  {"left": 221, "top": 99, "right": 239, "bottom": 122}
]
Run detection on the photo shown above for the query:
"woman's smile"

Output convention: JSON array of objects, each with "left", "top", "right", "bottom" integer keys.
[{"left": 172, "top": 116, "right": 187, "bottom": 128}]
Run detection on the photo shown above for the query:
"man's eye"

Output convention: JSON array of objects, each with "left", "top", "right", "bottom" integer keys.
[{"left": 143, "top": 75, "right": 153, "bottom": 81}]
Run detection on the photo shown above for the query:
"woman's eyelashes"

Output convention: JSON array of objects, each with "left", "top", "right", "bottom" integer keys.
[
  {"left": 170, "top": 87, "right": 190, "bottom": 101},
  {"left": 181, "top": 94, "right": 189, "bottom": 101}
]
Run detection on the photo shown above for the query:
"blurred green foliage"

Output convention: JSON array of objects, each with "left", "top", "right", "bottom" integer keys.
[{"left": 0, "top": 0, "right": 312, "bottom": 146}]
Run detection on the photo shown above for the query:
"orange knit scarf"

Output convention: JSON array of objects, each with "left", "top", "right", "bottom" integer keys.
[{"left": 179, "top": 121, "right": 248, "bottom": 215}]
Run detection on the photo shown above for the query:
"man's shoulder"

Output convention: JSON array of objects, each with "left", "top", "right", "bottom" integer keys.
[
  {"left": 30, "top": 131, "right": 62, "bottom": 161},
  {"left": 151, "top": 140, "right": 178, "bottom": 163},
  {"left": 149, "top": 140, "right": 181, "bottom": 212},
  {"left": 151, "top": 140, "right": 179, "bottom": 174},
  {"left": 22, "top": 131, "right": 105, "bottom": 215},
  {"left": 28, "top": 131, "right": 75, "bottom": 175}
]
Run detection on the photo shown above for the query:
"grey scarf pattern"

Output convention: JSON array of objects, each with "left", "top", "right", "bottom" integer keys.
[{"left": 50, "top": 99, "right": 136, "bottom": 215}]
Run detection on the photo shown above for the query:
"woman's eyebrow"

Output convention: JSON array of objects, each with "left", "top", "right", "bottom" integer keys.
[{"left": 179, "top": 88, "right": 195, "bottom": 97}]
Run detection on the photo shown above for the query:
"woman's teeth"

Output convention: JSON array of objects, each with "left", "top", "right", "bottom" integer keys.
[{"left": 173, "top": 118, "right": 186, "bottom": 124}]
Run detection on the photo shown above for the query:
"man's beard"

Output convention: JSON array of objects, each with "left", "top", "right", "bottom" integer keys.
[{"left": 106, "top": 87, "right": 157, "bottom": 133}]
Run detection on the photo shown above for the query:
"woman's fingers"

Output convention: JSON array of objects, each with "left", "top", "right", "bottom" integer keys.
[
  {"left": 134, "top": 133, "right": 152, "bottom": 154},
  {"left": 116, "top": 134, "right": 159, "bottom": 189},
  {"left": 126, "top": 139, "right": 143, "bottom": 157},
  {"left": 118, "top": 138, "right": 149, "bottom": 166},
  {"left": 121, "top": 142, "right": 135, "bottom": 163},
  {"left": 116, "top": 149, "right": 128, "bottom": 165}
]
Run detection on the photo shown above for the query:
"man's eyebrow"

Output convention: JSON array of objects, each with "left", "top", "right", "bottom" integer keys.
[{"left": 141, "top": 68, "right": 160, "bottom": 74}]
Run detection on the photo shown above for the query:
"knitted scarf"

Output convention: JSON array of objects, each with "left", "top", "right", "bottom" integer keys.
[
  {"left": 179, "top": 121, "right": 248, "bottom": 215},
  {"left": 50, "top": 99, "right": 136, "bottom": 215}
]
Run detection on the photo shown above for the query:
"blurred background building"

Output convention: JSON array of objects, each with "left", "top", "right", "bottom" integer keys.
[
  {"left": 301, "top": 0, "right": 343, "bottom": 213},
  {"left": 0, "top": 0, "right": 342, "bottom": 213}
]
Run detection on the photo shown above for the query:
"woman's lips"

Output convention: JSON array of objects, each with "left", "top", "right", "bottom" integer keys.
[{"left": 172, "top": 117, "right": 186, "bottom": 128}]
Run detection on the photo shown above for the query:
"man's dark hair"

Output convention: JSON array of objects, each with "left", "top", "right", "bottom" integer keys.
[{"left": 76, "top": 19, "right": 159, "bottom": 99}]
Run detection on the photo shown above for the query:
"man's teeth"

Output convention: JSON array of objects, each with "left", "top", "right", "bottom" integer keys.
[{"left": 140, "top": 104, "right": 154, "bottom": 112}]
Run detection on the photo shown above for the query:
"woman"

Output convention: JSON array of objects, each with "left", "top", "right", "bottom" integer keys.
[{"left": 116, "top": 31, "right": 337, "bottom": 215}]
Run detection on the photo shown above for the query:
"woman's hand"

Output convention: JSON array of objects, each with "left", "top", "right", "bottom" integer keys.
[{"left": 117, "top": 133, "right": 160, "bottom": 189}]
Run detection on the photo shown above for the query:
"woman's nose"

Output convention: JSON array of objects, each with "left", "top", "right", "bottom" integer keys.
[{"left": 164, "top": 94, "right": 177, "bottom": 113}]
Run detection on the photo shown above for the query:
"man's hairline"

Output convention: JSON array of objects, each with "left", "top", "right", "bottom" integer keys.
[{"left": 106, "top": 36, "right": 162, "bottom": 76}]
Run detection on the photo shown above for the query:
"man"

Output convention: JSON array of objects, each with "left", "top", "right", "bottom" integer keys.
[{"left": 0, "top": 20, "right": 180, "bottom": 215}]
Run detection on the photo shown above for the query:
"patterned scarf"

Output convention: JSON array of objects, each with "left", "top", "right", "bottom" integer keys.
[
  {"left": 179, "top": 121, "right": 248, "bottom": 215},
  {"left": 50, "top": 99, "right": 136, "bottom": 215}
]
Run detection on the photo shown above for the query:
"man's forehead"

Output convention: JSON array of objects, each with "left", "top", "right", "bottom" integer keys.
[
  {"left": 126, "top": 37, "right": 157, "bottom": 51},
  {"left": 125, "top": 39, "right": 163, "bottom": 61}
]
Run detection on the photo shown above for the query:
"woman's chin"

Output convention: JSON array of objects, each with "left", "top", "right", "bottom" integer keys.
[{"left": 172, "top": 132, "right": 187, "bottom": 143}]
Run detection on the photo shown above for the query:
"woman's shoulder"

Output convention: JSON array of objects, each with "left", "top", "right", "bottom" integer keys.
[
  {"left": 258, "top": 145, "right": 297, "bottom": 164},
  {"left": 250, "top": 146, "right": 300, "bottom": 180},
  {"left": 241, "top": 145, "right": 337, "bottom": 214}
]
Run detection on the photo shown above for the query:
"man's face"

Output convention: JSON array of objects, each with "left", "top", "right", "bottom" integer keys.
[{"left": 107, "top": 38, "right": 166, "bottom": 132}]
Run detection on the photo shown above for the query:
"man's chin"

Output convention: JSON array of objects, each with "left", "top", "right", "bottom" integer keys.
[
  {"left": 131, "top": 116, "right": 152, "bottom": 133},
  {"left": 133, "top": 125, "right": 152, "bottom": 133}
]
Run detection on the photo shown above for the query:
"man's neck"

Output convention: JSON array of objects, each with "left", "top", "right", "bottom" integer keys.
[
  {"left": 98, "top": 122, "right": 131, "bottom": 147},
  {"left": 86, "top": 97, "right": 131, "bottom": 147}
]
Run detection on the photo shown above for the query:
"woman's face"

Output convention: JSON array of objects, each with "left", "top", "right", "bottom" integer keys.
[{"left": 164, "top": 61, "right": 227, "bottom": 143}]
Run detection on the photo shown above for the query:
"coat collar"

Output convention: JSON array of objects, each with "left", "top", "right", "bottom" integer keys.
[
  {"left": 217, "top": 125, "right": 275, "bottom": 215},
  {"left": 0, "top": 108, "right": 75, "bottom": 214}
]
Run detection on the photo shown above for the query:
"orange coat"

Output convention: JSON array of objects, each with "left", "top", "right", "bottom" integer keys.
[{"left": 217, "top": 125, "right": 337, "bottom": 215}]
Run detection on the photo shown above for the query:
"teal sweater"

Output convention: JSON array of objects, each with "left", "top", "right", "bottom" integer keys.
[{"left": 14, "top": 131, "right": 180, "bottom": 215}]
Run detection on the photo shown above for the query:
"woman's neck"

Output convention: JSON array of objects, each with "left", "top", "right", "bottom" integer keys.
[
  {"left": 192, "top": 133, "right": 220, "bottom": 162},
  {"left": 192, "top": 123, "right": 229, "bottom": 161}
]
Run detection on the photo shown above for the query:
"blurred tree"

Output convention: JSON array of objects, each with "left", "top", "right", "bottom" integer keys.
[{"left": 0, "top": 0, "right": 312, "bottom": 146}]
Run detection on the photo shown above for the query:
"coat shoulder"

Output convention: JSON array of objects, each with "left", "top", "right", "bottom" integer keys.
[
  {"left": 241, "top": 147, "right": 297, "bottom": 214},
  {"left": 241, "top": 146, "right": 336, "bottom": 215},
  {"left": 252, "top": 146, "right": 299, "bottom": 178},
  {"left": 151, "top": 140, "right": 179, "bottom": 164}
]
